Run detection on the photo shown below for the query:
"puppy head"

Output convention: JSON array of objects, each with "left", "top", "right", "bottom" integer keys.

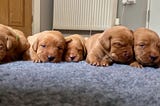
[
  {"left": 133, "top": 28, "right": 160, "bottom": 66},
  {"left": 99, "top": 26, "right": 134, "bottom": 63},
  {"left": 0, "top": 24, "right": 19, "bottom": 50},
  {"left": 0, "top": 33, "right": 18, "bottom": 61},
  {"left": 0, "top": 36, "right": 7, "bottom": 61},
  {"left": 64, "top": 34, "right": 87, "bottom": 62},
  {"left": 32, "top": 31, "right": 66, "bottom": 63}
]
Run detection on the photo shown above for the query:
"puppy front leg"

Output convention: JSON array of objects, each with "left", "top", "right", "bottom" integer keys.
[
  {"left": 130, "top": 61, "right": 143, "bottom": 68},
  {"left": 30, "top": 49, "right": 42, "bottom": 63},
  {"left": 86, "top": 53, "right": 101, "bottom": 66},
  {"left": 100, "top": 55, "right": 113, "bottom": 66}
]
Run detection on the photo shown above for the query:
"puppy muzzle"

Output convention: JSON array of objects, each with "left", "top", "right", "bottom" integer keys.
[{"left": 47, "top": 56, "right": 55, "bottom": 62}]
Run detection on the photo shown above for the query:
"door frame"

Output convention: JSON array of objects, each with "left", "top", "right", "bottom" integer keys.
[
  {"left": 146, "top": 0, "right": 160, "bottom": 35},
  {"left": 146, "top": 0, "right": 150, "bottom": 28},
  {"left": 32, "top": 0, "right": 40, "bottom": 34}
]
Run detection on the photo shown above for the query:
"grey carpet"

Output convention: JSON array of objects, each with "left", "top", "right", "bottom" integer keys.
[{"left": 0, "top": 61, "right": 160, "bottom": 106}]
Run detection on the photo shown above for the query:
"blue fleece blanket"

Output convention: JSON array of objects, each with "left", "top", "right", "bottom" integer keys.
[{"left": 0, "top": 61, "right": 160, "bottom": 106}]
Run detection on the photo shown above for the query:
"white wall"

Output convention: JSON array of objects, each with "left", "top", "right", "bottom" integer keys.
[
  {"left": 40, "top": 0, "right": 53, "bottom": 31},
  {"left": 32, "top": 0, "right": 40, "bottom": 34},
  {"left": 32, "top": 0, "right": 53, "bottom": 34},
  {"left": 117, "top": 0, "right": 148, "bottom": 30},
  {"left": 148, "top": 0, "right": 160, "bottom": 35}
]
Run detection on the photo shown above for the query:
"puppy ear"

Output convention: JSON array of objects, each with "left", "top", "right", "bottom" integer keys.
[
  {"left": 83, "top": 37, "right": 89, "bottom": 57},
  {"left": 32, "top": 39, "right": 39, "bottom": 52},
  {"left": 6, "top": 37, "right": 12, "bottom": 50},
  {"left": 65, "top": 37, "right": 72, "bottom": 43},
  {"left": 83, "top": 44, "right": 87, "bottom": 58},
  {"left": 130, "top": 30, "right": 134, "bottom": 34},
  {"left": 99, "top": 32, "right": 111, "bottom": 51},
  {"left": 79, "top": 38, "right": 87, "bottom": 58}
]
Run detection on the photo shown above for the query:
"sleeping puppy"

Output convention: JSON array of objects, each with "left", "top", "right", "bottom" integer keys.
[
  {"left": 64, "top": 34, "right": 87, "bottom": 62},
  {"left": 130, "top": 28, "right": 160, "bottom": 68},
  {"left": 85, "top": 26, "right": 134, "bottom": 66},
  {"left": 24, "top": 30, "right": 66, "bottom": 63},
  {"left": 0, "top": 24, "right": 29, "bottom": 63}
]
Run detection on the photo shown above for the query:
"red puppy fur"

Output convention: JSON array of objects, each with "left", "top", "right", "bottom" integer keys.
[
  {"left": 0, "top": 24, "right": 29, "bottom": 63},
  {"left": 64, "top": 34, "right": 87, "bottom": 62},
  {"left": 23, "top": 30, "right": 66, "bottom": 63},
  {"left": 85, "top": 26, "right": 134, "bottom": 66}
]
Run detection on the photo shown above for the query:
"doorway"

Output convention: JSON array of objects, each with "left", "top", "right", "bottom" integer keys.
[{"left": 147, "top": 0, "right": 160, "bottom": 35}]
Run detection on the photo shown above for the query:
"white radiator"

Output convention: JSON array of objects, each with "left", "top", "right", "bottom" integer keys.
[{"left": 53, "top": 0, "right": 118, "bottom": 30}]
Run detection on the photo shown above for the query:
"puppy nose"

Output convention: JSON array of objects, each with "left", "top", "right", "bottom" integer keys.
[
  {"left": 123, "top": 51, "right": 130, "bottom": 58},
  {"left": 70, "top": 56, "right": 76, "bottom": 61},
  {"left": 48, "top": 56, "right": 55, "bottom": 61},
  {"left": 150, "top": 55, "right": 158, "bottom": 61}
]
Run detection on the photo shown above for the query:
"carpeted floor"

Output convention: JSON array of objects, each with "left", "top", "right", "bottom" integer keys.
[{"left": 0, "top": 61, "right": 160, "bottom": 106}]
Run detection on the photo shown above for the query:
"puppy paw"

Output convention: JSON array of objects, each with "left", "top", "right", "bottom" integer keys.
[
  {"left": 100, "top": 56, "right": 113, "bottom": 66},
  {"left": 32, "top": 57, "right": 42, "bottom": 63},
  {"left": 33, "top": 59, "right": 42, "bottom": 63},
  {"left": 100, "top": 60, "right": 110, "bottom": 67},
  {"left": 86, "top": 57, "right": 100, "bottom": 66},
  {"left": 90, "top": 61, "right": 101, "bottom": 66},
  {"left": 130, "top": 61, "right": 143, "bottom": 68}
]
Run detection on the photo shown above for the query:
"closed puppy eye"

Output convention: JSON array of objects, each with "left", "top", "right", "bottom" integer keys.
[
  {"left": 113, "top": 42, "right": 123, "bottom": 47},
  {"left": 57, "top": 46, "right": 63, "bottom": 50},
  {"left": 138, "top": 43, "right": 145, "bottom": 48},
  {"left": 40, "top": 44, "right": 46, "bottom": 48}
]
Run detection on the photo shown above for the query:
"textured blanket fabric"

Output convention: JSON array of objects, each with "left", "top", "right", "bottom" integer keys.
[{"left": 0, "top": 61, "right": 160, "bottom": 106}]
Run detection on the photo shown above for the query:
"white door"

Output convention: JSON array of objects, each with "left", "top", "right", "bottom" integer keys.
[{"left": 147, "top": 0, "right": 160, "bottom": 35}]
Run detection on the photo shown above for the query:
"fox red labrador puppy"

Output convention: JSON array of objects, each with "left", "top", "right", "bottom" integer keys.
[
  {"left": 23, "top": 30, "right": 66, "bottom": 63},
  {"left": 64, "top": 34, "right": 87, "bottom": 62},
  {"left": 0, "top": 24, "right": 29, "bottom": 63},
  {"left": 85, "top": 26, "right": 134, "bottom": 66},
  {"left": 130, "top": 28, "right": 160, "bottom": 68}
]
